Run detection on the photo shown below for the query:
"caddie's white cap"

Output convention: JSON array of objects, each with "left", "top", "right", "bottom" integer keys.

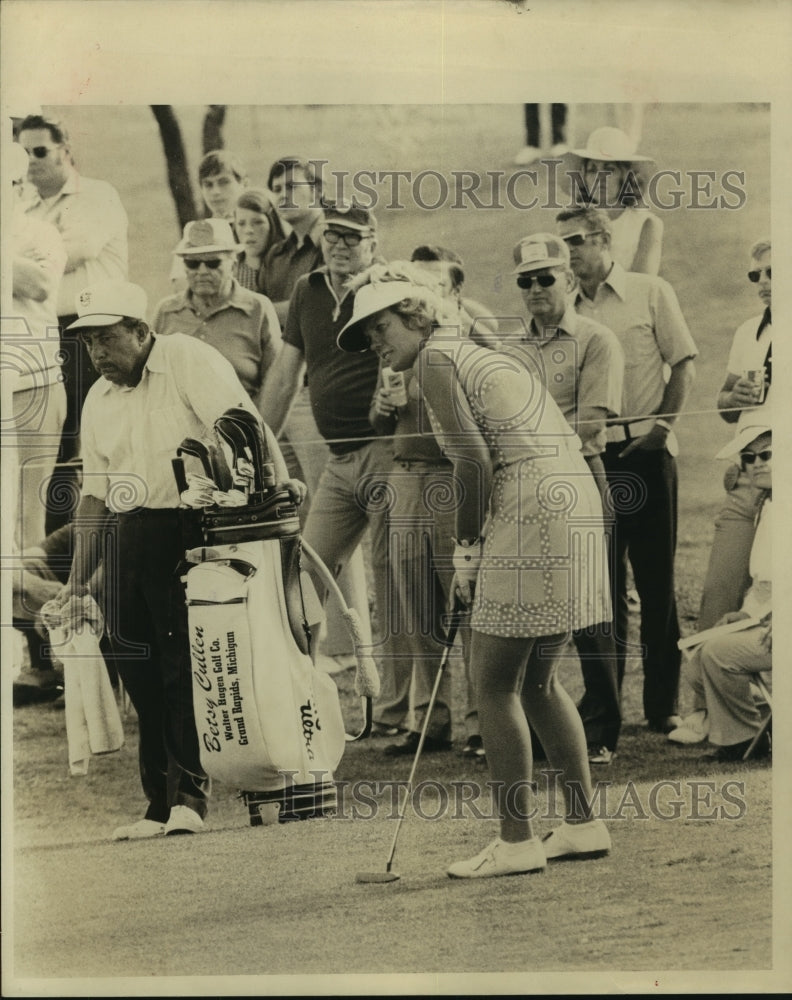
[
  {"left": 512, "top": 233, "right": 570, "bottom": 274},
  {"left": 66, "top": 280, "right": 148, "bottom": 330},
  {"left": 714, "top": 421, "right": 772, "bottom": 460}
]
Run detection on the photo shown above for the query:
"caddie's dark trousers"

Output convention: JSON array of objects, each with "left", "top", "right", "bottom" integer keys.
[
  {"left": 105, "top": 509, "right": 208, "bottom": 823},
  {"left": 602, "top": 445, "right": 681, "bottom": 723}
]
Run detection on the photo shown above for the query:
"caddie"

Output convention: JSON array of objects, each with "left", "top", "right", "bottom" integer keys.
[{"left": 56, "top": 279, "right": 262, "bottom": 840}]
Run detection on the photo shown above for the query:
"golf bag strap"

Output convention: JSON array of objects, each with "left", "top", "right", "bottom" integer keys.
[{"left": 300, "top": 539, "right": 378, "bottom": 741}]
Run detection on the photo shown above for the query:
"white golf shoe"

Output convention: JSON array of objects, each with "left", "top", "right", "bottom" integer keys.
[
  {"left": 164, "top": 805, "right": 205, "bottom": 835},
  {"left": 667, "top": 710, "right": 709, "bottom": 744},
  {"left": 542, "top": 819, "right": 610, "bottom": 861},
  {"left": 447, "top": 837, "right": 546, "bottom": 879},
  {"left": 112, "top": 818, "right": 165, "bottom": 841}
]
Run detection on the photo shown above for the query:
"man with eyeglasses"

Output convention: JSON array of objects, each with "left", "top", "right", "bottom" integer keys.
[
  {"left": 261, "top": 201, "right": 393, "bottom": 708},
  {"left": 557, "top": 207, "right": 698, "bottom": 735},
  {"left": 18, "top": 115, "right": 128, "bottom": 496},
  {"left": 670, "top": 241, "right": 774, "bottom": 746},
  {"left": 152, "top": 219, "right": 281, "bottom": 416},
  {"left": 500, "top": 233, "right": 624, "bottom": 764}
]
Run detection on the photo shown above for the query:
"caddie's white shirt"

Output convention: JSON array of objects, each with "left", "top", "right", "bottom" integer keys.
[
  {"left": 80, "top": 333, "right": 254, "bottom": 511},
  {"left": 24, "top": 167, "right": 128, "bottom": 317},
  {"left": 725, "top": 311, "right": 772, "bottom": 431}
]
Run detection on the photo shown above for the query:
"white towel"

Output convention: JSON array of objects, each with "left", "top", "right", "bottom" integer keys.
[{"left": 43, "top": 597, "right": 124, "bottom": 775}]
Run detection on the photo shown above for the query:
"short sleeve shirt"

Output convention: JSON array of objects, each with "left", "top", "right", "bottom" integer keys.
[
  {"left": 500, "top": 307, "right": 624, "bottom": 456},
  {"left": 283, "top": 268, "right": 381, "bottom": 454},
  {"left": 261, "top": 219, "right": 325, "bottom": 303},
  {"left": 726, "top": 310, "right": 772, "bottom": 431},
  {"left": 80, "top": 333, "right": 254, "bottom": 510},
  {"left": 153, "top": 280, "right": 281, "bottom": 397},
  {"left": 24, "top": 168, "right": 128, "bottom": 318},
  {"left": 574, "top": 262, "right": 698, "bottom": 423}
]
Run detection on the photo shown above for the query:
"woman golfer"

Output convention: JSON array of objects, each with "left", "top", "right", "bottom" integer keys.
[{"left": 338, "top": 261, "right": 612, "bottom": 878}]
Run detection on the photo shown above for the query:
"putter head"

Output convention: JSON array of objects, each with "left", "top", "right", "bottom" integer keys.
[{"left": 355, "top": 871, "right": 400, "bottom": 884}]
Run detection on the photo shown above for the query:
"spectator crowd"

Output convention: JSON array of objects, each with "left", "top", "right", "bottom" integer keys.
[{"left": 5, "top": 111, "right": 773, "bottom": 873}]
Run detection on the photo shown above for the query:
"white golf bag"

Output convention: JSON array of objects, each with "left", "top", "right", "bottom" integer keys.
[{"left": 174, "top": 408, "right": 378, "bottom": 826}]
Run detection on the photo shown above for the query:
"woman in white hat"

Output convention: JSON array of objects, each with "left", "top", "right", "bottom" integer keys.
[
  {"left": 564, "top": 126, "right": 663, "bottom": 276},
  {"left": 338, "top": 263, "right": 612, "bottom": 878}
]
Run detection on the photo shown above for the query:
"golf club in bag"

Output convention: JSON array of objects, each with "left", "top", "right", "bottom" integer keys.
[
  {"left": 173, "top": 408, "right": 379, "bottom": 827},
  {"left": 356, "top": 598, "right": 465, "bottom": 884}
]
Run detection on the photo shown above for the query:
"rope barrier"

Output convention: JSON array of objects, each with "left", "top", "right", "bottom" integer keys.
[{"left": 282, "top": 402, "right": 769, "bottom": 450}]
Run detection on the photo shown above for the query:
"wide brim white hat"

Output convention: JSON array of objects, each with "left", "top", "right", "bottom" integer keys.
[
  {"left": 714, "top": 420, "right": 772, "bottom": 460},
  {"left": 337, "top": 281, "right": 423, "bottom": 353},
  {"left": 568, "top": 126, "right": 655, "bottom": 164}
]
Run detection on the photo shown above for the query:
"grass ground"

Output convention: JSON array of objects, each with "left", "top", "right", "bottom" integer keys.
[{"left": 8, "top": 103, "right": 777, "bottom": 989}]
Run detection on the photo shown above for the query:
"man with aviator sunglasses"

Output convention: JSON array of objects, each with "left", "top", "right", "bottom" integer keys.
[
  {"left": 557, "top": 207, "right": 699, "bottom": 735},
  {"left": 501, "top": 233, "right": 625, "bottom": 764},
  {"left": 18, "top": 114, "right": 128, "bottom": 531}
]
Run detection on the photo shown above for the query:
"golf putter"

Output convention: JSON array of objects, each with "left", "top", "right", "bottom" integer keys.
[{"left": 355, "top": 599, "right": 464, "bottom": 884}]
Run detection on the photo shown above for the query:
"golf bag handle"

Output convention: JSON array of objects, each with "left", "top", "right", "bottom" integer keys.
[{"left": 300, "top": 540, "right": 379, "bottom": 742}]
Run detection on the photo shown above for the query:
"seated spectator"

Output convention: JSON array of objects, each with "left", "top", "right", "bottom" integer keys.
[
  {"left": 669, "top": 424, "right": 772, "bottom": 759},
  {"left": 154, "top": 218, "right": 281, "bottom": 417},
  {"left": 234, "top": 188, "right": 288, "bottom": 293}
]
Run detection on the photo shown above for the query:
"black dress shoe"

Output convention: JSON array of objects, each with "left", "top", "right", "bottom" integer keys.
[
  {"left": 646, "top": 715, "right": 683, "bottom": 734},
  {"left": 383, "top": 732, "right": 452, "bottom": 756},
  {"left": 702, "top": 732, "right": 771, "bottom": 762}
]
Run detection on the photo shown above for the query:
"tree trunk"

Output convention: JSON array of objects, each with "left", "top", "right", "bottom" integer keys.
[
  {"left": 202, "top": 106, "right": 227, "bottom": 155},
  {"left": 150, "top": 105, "right": 197, "bottom": 231}
]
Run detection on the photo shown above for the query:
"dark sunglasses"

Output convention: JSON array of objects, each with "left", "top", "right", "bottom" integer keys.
[
  {"left": 747, "top": 267, "right": 771, "bottom": 282},
  {"left": 184, "top": 258, "right": 224, "bottom": 270},
  {"left": 25, "top": 146, "right": 59, "bottom": 159},
  {"left": 561, "top": 230, "right": 603, "bottom": 247},
  {"left": 323, "top": 228, "right": 365, "bottom": 248},
  {"left": 740, "top": 449, "right": 772, "bottom": 465},
  {"left": 516, "top": 273, "right": 558, "bottom": 290}
]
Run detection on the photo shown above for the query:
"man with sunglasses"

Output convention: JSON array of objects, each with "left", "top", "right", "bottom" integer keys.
[
  {"left": 18, "top": 115, "right": 128, "bottom": 501},
  {"left": 261, "top": 201, "right": 393, "bottom": 718},
  {"left": 152, "top": 219, "right": 281, "bottom": 416},
  {"left": 698, "top": 240, "right": 772, "bottom": 630},
  {"left": 557, "top": 207, "right": 698, "bottom": 735},
  {"left": 673, "top": 425, "right": 772, "bottom": 761},
  {"left": 671, "top": 242, "right": 774, "bottom": 746},
  {"left": 501, "top": 233, "right": 624, "bottom": 764}
]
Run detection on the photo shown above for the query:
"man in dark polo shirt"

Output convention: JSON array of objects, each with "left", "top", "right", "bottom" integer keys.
[
  {"left": 262, "top": 156, "right": 325, "bottom": 328},
  {"left": 261, "top": 200, "right": 393, "bottom": 673}
]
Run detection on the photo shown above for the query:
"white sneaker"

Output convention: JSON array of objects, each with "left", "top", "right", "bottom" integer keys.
[
  {"left": 513, "top": 145, "right": 542, "bottom": 166},
  {"left": 112, "top": 818, "right": 165, "bottom": 841},
  {"left": 164, "top": 805, "right": 205, "bottom": 836},
  {"left": 542, "top": 820, "right": 611, "bottom": 861},
  {"left": 667, "top": 710, "right": 709, "bottom": 745},
  {"left": 550, "top": 143, "right": 569, "bottom": 157},
  {"left": 447, "top": 837, "right": 546, "bottom": 879}
]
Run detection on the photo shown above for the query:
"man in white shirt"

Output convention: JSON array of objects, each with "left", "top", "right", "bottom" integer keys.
[
  {"left": 57, "top": 280, "right": 257, "bottom": 841},
  {"left": 18, "top": 115, "right": 128, "bottom": 475},
  {"left": 697, "top": 239, "right": 772, "bottom": 631}
]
